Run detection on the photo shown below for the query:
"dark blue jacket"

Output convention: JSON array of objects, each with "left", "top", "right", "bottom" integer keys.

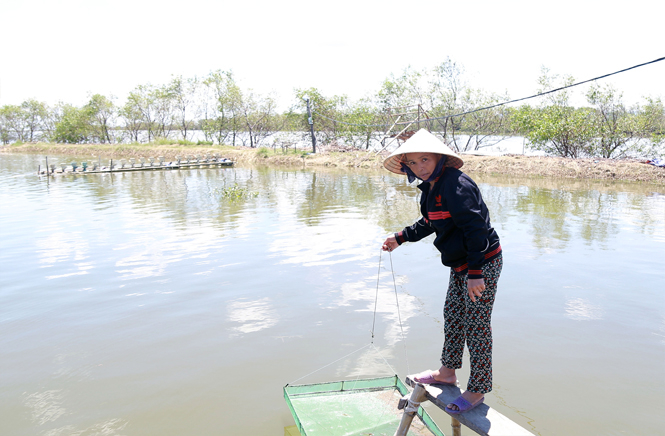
[{"left": 394, "top": 167, "right": 501, "bottom": 279}]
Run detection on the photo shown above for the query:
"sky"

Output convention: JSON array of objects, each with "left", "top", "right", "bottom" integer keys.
[{"left": 1, "top": 0, "right": 663, "bottom": 111}]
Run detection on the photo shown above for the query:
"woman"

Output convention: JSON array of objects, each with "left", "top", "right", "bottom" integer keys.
[{"left": 381, "top": 128, "right": 502, "bottom": 414}]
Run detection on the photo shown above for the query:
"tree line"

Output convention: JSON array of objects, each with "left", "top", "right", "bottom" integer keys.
[{"left": 1, "top": 60, "right": 664, "bottom": 159}]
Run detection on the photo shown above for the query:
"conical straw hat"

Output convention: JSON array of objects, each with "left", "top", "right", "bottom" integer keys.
[{"left": 383, "top": 128, "right": 464, "bottom": 175}]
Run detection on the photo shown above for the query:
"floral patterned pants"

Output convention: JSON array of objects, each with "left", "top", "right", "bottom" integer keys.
[{"left": 441, "top": 255, "right": 502, "bottom": 394}]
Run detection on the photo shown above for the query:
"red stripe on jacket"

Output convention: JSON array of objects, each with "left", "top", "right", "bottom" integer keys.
[
  {"left": 452, "top": 245, "right": 502, "bottom": 274},
  {"left": 484, "top": 245, "right": 502, "bottom": 259},
  {"left": 427, "top": 211, "right": 451, "bottom": 220}
]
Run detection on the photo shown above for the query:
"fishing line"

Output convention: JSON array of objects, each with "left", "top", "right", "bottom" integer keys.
[
  {"left": 370, "top": 248, "right": 382, "bottom": 342},
  {"left": 369, "top": 342, "right": 399, "bottom": 377},
  {"left": 371, "top": 249, "right": 411, "bottom": 375},
  {"left": 290, "top": 249, "right": 412, "bottom": 386},
  {"left": 387, "top": 251, "right": 410, "bottom": 376},
  {"left": 287, "top": 342, "right": 372, "bottom": 386}
]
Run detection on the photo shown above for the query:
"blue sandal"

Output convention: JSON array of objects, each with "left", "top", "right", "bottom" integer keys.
[
  {"left": 413, "top": 370, "right": 458, "bottom": 387},
  {"left": 445, "top": 395, "right": 484, "bottom": 414}
]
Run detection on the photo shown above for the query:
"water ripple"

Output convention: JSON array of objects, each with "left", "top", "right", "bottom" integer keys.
[{"left": 564, "top": 297, "right": 604, "bottom": 320}]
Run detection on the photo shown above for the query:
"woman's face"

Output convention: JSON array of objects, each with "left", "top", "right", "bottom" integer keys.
[{"left": 403, "top": 153, "right": 441, "bottom": 180}]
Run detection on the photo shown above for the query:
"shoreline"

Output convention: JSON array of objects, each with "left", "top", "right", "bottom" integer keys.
[{"left": 3, "top": 142, "right": 664, "bottom": 185}]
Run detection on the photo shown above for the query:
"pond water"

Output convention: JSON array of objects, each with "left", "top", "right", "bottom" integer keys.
[{"left": 1, "top": 153, "right": 664, "bottom": 436}]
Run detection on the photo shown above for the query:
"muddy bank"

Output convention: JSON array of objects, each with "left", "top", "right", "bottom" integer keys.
[
  {"left": 461, "top": 154, "right": 665, "bottom": 184},
  {"left": 3, "top": 142, "right": 664, "bottom": 184}
]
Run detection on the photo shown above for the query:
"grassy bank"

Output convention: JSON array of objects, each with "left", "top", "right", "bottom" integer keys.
[{"left": 3, "top": 142, "right": 664, "bottom": 184}]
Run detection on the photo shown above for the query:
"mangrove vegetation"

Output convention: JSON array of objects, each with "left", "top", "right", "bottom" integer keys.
[{"left": 2, "top": 60, "right": 664, "bottom": 160}]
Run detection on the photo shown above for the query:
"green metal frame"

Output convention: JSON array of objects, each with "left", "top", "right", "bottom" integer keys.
[{"left": 284, "top": 376, "right": 444, "bottom": 436}]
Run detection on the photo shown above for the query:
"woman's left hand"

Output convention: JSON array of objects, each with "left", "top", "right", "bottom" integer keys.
[{"left": 467, "top": 278, "right": 485, "bottom": 303}]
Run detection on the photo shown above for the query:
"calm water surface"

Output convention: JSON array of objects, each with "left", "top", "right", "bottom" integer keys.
[{"left": 1, "top": 153, "right": 664, "bottom": 436}]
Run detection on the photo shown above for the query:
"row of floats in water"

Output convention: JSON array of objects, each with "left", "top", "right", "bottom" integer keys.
[{"left": 38, "top": 154, "right": 234, "bottom": 175}]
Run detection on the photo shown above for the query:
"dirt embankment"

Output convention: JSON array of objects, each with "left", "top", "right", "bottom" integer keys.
[
  {"left": 461, "top": 154, "right": 665, "bottom": 184},
  {"left": 3, "top": 142, "right": 664, "bottom": 184}
]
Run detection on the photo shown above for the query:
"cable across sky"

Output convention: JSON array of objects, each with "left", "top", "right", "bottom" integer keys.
[{"left": 312, "top": 56, "right": 665, "bottom": 128}]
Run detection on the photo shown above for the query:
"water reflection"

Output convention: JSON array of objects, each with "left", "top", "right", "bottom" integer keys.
[
  {"left": 564, "top": 297, "right": 604, "bottom": 320},
  {"left": 24, "top": 390, "right": 66, "bottom": 425},
  {"left": 270, "top": 214, "right": 378, "bottom": 267},
  {"left": 227, "top": 297, "right": 279, "bottom": 336},
  {"left": 1, "top": 153, "right": 664, "bottom": 436},
  {"left": 657, "top": 317, "right": 665, "bottom": 345},
  {"left": 41, "top": 419, "right": 128, "bottom": 436},
  {"left": 337, "top": 345, "right": 397, "bottom": 379},
  {"left": 474, "top": 176, "right": 665, "bottom": 252},
  {"left": 114, "top": 227, "right": 224, "bottom": 280},
  {"left": 19, "top": 155, "right": 663, "bottom": 252},
  {"left": 37, "top": 231, "right": 90, "bottom": 267}
]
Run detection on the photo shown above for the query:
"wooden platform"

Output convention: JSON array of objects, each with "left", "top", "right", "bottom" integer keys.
[{"left": 405, "top": 375, "right": 534, "bottom": 436}]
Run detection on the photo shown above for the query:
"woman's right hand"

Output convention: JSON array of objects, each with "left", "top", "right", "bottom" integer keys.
[{"left": 382, "top": 235, "right": 399, "bottom": 252}]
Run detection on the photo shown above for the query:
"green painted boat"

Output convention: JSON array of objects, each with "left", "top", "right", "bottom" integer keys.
[{"left": 284, "top": 376, "right": 444, "bottom": 436}]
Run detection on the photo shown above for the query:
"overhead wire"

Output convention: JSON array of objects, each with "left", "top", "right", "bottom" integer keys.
[{"left": 311, "top": 56, "right": 665, "bottom": 128}]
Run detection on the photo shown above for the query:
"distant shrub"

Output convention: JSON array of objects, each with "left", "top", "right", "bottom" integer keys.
[{"left": 257, "top": 147, "right": 270, "bottom": 158}]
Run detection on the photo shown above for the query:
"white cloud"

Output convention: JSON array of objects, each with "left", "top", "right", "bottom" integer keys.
[{"left": 227, "top": 297, "right": 279, "bottom": 335}]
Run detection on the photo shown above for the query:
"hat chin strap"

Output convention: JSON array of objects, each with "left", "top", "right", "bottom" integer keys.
[
  {"left": 400, "top": 163, "right": 418, "bottom": 183},
  {"left": 400, "top": 156, "right": 447, "bottom": 183},
  {"left": 424, "top": 156, "right": 447, "bottom": 182}
]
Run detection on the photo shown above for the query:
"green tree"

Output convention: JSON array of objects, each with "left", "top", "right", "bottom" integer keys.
[
  {"left": 239, "top": 91, "right": 280, "bottom": 148},
  {"left": 125, "top": 84, "right": 156, "bottom": 142},
  {"left": 21, "top": 99, "right": 49, "bottom": 142},
  {"left": 340, "top": 98, "right": 381, "bottom": 149},
  {"left": 119, "top": 84, "right": 174, "bottom": 143},
  {"left": 294, "top": 87, "right": 346, "bottom": 145},
  {"left": 202, "top": 70, "right": 242, "bottom": 145},
  {"left": 169, "top": 75, "right": 199, "bottom": 141},
  {"left": 638, "top": 97, "right": 665, "bottom": 135},
  {"left": 428, "top": 58, "right": 465, "bottom": 138},
  {"left": 86, "top": 94, "right": 116, "bottom": 143},
  {"left": 119, "top": 95, "right": 144, "bottom": 142},
  {"left": 152, "top": 83, "right": 176, "bottom": 140},
  {"left": 376, "top": 66, "right": 426, "bottom": 110},
  {"left": 544, "top": 106, "right": 593, "bottom": 158},
  {"left": 585, "top": 83, "right": 639, "bottom": 158},
  {"left": 514, "top": 68, "right": 595, "bottom": 158},
  {"left": 428, "top": 59, "right": 510, "bottom": 152},
  {"left": 509, "top": 105, "right": 535, "bottom": 137},
  {"left": 0, "top": 106, "right": 13, "bottom": 143},
  {"left": 51, "top": 103, "right": 93, "bottom": 143},
  {"left": 0, "top": 105, "right": 28, "bottom": 142},
  {"left": 453, "top": 88, "right": 510, "bottom": 152},
  {"left": 635, "top": 97, "right": 665, "bottom": 157}
]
